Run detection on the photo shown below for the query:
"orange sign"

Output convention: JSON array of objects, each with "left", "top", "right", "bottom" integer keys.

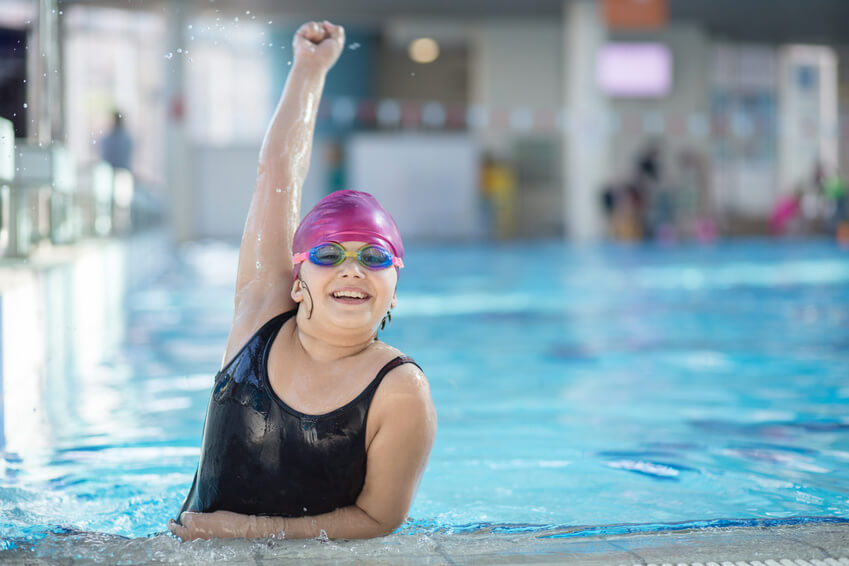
[{"left": 603, "top": 0, "right": 668, "bottom": 30}]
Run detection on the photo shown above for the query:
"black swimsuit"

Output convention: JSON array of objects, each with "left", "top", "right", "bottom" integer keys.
[{"left": 179, "top": 309, "right": 419, "bottom": 518}]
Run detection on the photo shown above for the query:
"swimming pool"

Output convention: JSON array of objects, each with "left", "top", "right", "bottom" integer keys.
[{"left": 1, "top": 239, "right": 848, "bottom": 560}]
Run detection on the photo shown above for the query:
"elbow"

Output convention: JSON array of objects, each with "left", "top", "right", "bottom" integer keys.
[
  {"left": 356, "top": 506, "right": 407, "bottom": 538},
  {"left": 374, "top": 516, "right": 405, "bottom": 537}
]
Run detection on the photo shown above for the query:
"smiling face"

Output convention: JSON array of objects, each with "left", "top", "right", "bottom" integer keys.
[{"left": 291, "top": 241, "right": 398, "bottom": 334}]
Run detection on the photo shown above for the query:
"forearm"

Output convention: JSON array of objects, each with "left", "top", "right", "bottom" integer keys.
[
  {"left": 251, "top": 505, "right": 397, "bottom": 540},
  {"left": 258, "top": 62, "right": 326, "bottom": 194},
  {"left": 230, "top": 21, "right": 342, "bottom": 300},
  {"left": 238, "top": 63, "right": 327, "bottom": 285}
]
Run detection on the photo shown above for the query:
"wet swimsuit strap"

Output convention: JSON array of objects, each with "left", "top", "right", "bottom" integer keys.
[{"left": 361, "top": 355, "right": 422, "bottom": 399}]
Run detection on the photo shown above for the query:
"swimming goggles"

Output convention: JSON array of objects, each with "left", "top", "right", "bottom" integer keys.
[{"left": 293, "top": 242, "right": 404, "bottom": 270}]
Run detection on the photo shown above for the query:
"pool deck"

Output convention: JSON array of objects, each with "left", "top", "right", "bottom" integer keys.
[
  {"left": 271, "top": 522, "right": 849, "bottom": 566},
  {"left": 4, "top": 521, "right": 847, "bottom": 565},
  {"left": 428, "top": 522, "right": 849, "bottom": 566}
]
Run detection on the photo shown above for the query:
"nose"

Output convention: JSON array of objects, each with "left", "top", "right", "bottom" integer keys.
[{"left": 337, "top": 256, "right": 365, "bottom": 277}]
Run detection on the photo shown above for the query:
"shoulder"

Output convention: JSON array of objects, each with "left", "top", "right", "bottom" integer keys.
[
  {"left": 368, "top": 343, "right": 429, "bottom": 396},
  {"left": 371, "top": 353, "right": 436, "bottom": 431}
]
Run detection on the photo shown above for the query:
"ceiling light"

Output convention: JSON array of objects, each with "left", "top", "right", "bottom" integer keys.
[{"left": 408, "top": 37, "right": 439, "bottom": 64}]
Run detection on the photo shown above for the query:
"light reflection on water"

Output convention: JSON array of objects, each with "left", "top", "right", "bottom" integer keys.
[{"left": 1, "top": 239, "right": 848, "bottom": 561}]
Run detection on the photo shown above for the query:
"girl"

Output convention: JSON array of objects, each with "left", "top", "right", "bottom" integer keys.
[{"left": 169, "top": 20, "right": 436, "bottom": 541}]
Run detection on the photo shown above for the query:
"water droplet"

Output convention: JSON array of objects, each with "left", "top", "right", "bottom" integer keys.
[
  {"left": 257, "top": 234, "right": 262, "bottom": 241},
  {"left": 177, "top": 48, "right": 183, "bottom": 53},
  {"left": 255, "top": 261, "right": 261, "bottom": 269},
  {"left": 275, "top": 187, "right": 282, "bottom": 193},
  {"left": 59, "top": 10, "right": 63, "bottom": 15},
  {"left": 187, "top": 24, "right": 193, "bottom": 29},
  {"left": 92, "top": 140, "right": 97, "bottom": 145},
  {"left": 245, "top": 10, "right": 250, "bottom": 14},
  {"left": 268, "top": 20, "right": 273, "bottom": 24},
  {"left": 287, "top": 61, "right": 291, "bottom": 66},
  {"left": 234, "top": 16, "right": 239, "bottom": 22},
  {"left": 348, "top": 42, "right": 361, "bottom": 50},
  {"left": 164, "top": 52, "right": 173, "bottom": 59},
  {"left": 410, "top": 72, "right": 415, "bottom": 77},
  {"left": 22, "top": 103, "right": 27, "bottom": 108}
]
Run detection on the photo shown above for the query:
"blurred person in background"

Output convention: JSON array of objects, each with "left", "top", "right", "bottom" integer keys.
[
  {"left": 169, "top": 20, "right": 436, "bottom": 541},
  {"left": 824, "top": 172, "right": 849, "bottom": 244},
  {"left": 480, "top": 153, "right": 517, "bottom": 239},
  {"left": 771, "top": 161, "right": 848, "bottom": 239},
  {"left": 100, "top": 110, "right": 132, "bottom": 171},
  {"left": 635, "top": 140, "right": 661, "bottom": 238}
]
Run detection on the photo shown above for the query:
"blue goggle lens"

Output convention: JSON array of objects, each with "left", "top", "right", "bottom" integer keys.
[{"left": 309, "top": 243, "right": 394, "bottom": 270}]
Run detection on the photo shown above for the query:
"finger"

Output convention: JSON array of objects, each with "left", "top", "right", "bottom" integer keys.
[
  {"left": 180, "top": 512, "right": 199, "bottom": 533},
  {"left": 322, "top": 21, "right": 345, "bottom": 44},
  {"left": 180, "top": 511, "right": 214, "bottom": 540},
  {"left": 298, "top": 21, "right": 326, "bottom": 44},
  {"left": 169, "top": 520, "right": 188, "bottom": 541}
]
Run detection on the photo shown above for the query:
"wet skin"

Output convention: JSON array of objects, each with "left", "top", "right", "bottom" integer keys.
[{"left": 169, "top": 21, "right": 436, "bottom": 542}]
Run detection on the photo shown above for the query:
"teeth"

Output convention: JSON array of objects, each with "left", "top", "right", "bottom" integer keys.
[{"left": 333, "top": 290, "right": 366, "bottom": 299}]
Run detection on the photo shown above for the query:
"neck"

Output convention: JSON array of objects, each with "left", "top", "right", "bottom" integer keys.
[{"left": 294, "top": 311, "right": 376, "bottom": 362}]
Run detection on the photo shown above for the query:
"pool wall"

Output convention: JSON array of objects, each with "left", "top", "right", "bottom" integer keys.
[{"left": 0, "top": 230, "right": 171, "bottom": 456}]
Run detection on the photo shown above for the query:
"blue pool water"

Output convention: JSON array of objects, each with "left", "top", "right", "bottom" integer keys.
[{"left": 1, "top": 239, "right": 848, "bottom": 555}]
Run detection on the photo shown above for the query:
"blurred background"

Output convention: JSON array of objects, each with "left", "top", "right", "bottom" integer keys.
[{"left": 1, "top": 0, "right": 848, "bottom": 248}]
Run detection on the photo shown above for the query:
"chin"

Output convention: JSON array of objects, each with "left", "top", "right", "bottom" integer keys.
[{"left": 326, "top": 310, "right": 379, "bottom": 331}]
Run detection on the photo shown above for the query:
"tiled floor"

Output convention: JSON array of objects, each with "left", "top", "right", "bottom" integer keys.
[
  {"left": 424, "top": 522, "right": 849, "bottom": 566},
  {"left": 6, "top": 522, "right": 845, "bottom": 565}
]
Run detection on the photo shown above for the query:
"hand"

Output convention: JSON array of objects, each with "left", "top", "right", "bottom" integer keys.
[
  {"left": 168, "top": 510, "right": 266, "bottom": 541},
  {"left": 292, "top": 21, "right": 345, "bottom": 72}
]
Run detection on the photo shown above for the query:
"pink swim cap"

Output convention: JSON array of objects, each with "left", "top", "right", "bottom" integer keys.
[{"left": 292, "top": 190, "right": 404, "bottom": 279}]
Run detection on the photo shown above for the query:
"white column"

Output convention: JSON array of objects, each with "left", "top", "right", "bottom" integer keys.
[
  {"left": 562, "top": 0, "right": 610, "bottom": 241},
  {"left": 777, "top": 45, "right": 839, "bottom": 192},
  {"left": 30, "top": 0, "right": 62, "bottom": 143},
  {"left": 164, "top": 2, "right": 193, "bottom": 241}
]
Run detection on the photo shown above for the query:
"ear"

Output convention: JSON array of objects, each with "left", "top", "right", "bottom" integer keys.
[{"left": 291, "top": 278, "right": 304, "bottom": 303}]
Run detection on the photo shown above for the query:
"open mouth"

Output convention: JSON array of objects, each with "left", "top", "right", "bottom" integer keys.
[{"left": 330, "top": 289, "right": 371, "bottom": 304}]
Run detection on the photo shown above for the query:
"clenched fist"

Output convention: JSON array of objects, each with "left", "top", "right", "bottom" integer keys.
[{"left": 293, "top": 20, "right": 345, "bottom": 72}]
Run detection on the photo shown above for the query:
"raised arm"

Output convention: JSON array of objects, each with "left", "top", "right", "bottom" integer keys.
[
  {"left": 170, "top": 365, "right": 437, "bottom": 540},
  {"left": 225, "top": 21, "right": 344, "bottom": 362}
]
